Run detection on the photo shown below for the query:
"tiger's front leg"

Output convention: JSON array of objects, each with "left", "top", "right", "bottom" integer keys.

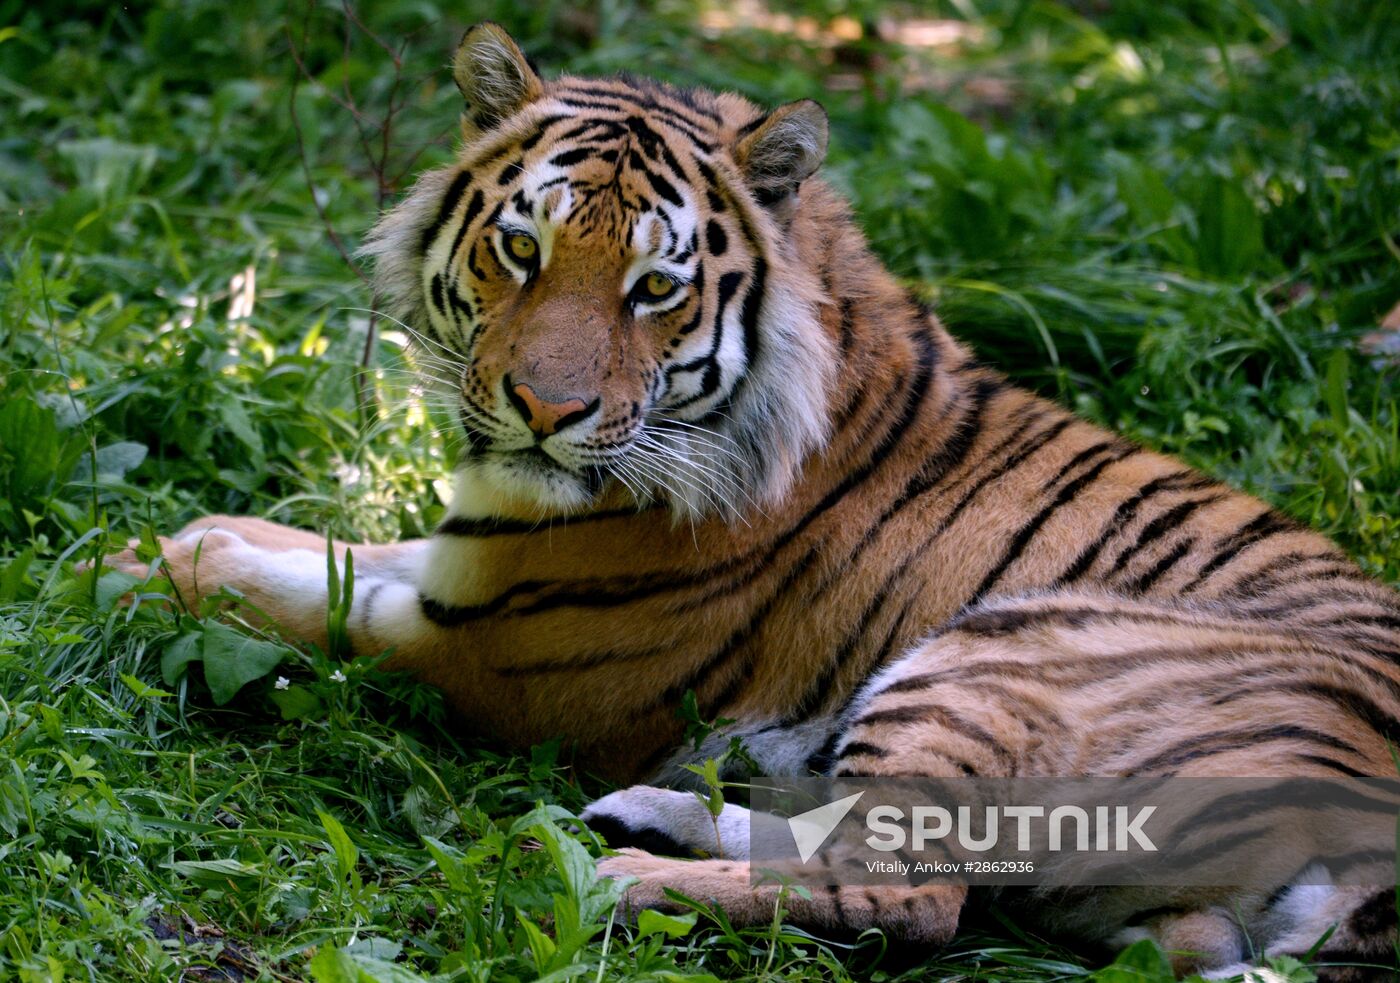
[{"left": 102, "top": 515, "right": 436, "bottom": 658}]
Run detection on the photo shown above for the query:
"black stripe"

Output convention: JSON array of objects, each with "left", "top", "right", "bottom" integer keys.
[
  {"left": 1297, "top": 754, "right": 1373, "bottom": 778},
  {"left": 663, "top": 552, "right": 813, "bottom": 712},
  {"left": 839, "top": 741, "right": 888, "bottom": 760},
  {"left": 1212, "top": 680, "right": 1400, "bottom": 744},
  {"left": 447, "top": 189, "right": 485, "bottom": 278},
  {"left": 947, "top": 600, "right": 1196, "bottom": 638},
  {"left": 805, "top": 730, "right": 842, "bottom": 776},
  {"left": 421, "top": 170, "right": 472, "bottom": 254},
  {"left": 851, "top": 703, "right": 1001, "bottom": 752},
  {"left": 669, "top": 330, "right": 941, "bottom": 716},
  {"left": 643, "top": 167, "right": 684, "bottom": 207},
  {"left": 837, "top": 297, "right": 856, "bottom": 358},
  {"left": 435, "top": 507, "right": 654, "bottom": 539},
  {"left": 1053, "top": 471, "right": 1202, "bottom": 584},
  {"left": 1127, "top": 724, "right": 1362, "bottom": 775},
  {"left": 519, "top": 113, "right": 571, "bottom": 151},
  {"left": 560, "top": 79, "right": 724, "bottom": 124},
  {"left": 1123, "top": 537, "right": 1195, "bottom": 593},
  {"left": 971, "top": 443, "right": 1135, "bottom": 598},
  {"left": 357, "top": 581, "right": 387, "bottom": 636},
  {"left": 549, "top": 146, "right": 593, "bottom": 168},
  {"left": 735, "top": 113, "right": 765, "bottom": 137},
  {"left": 1109, "top": 494, "right": 1225, "bottom": 574},
  {"left": 1217, "top": 550, "right": 1350, "bottom": 599},
  {"left": 936, "top": 417, "right": 1075, "bottom": 536},
  {"left": 585, "top": 815, "right": 696, "bottom": 858},
  {"left": 552, "top": 95, "right": 717, "bottom": 150},
  {"left": 855, "top": 703, "right": 1017, "bottom": 771},
  {"left": 1184, "top": 510, "right": 1297, "bottom": 593},
  {"left": 784, "top": 589, "right": 919, "bottom": 725},
  {"left": 739, "top": 257, "right": 766, "bottom": 379},
  {"left": 705, "top": 219, "right": 728, "bottom": 256},
  {"left": 429, "top": 272, "right": 449, "bottom": 322},
  {"left": 492, "top": 644, "right": 666, "bottom": 676},
  {"left": 497, "top": 159, "right": 523, "bottom": 185},
  {"left": 664, "top": 269, "right": 743, "bottom": 405}
]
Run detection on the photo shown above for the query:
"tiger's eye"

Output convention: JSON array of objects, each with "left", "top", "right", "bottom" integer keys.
[
  {"left": 507, "top": 234, "right": 537, "bottom": 261},
  {"left": 644, "top": 272, "right": 673, "bottom": 297}
]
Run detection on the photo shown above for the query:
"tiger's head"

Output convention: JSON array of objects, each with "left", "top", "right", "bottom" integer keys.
[{"left": 365, "top": 23, "right": 836, "bottom": 521}]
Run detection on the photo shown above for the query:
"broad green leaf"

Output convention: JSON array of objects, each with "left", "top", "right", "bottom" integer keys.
[
  {"left": 307, "top": 947, "right": 360, "bottom": 983},
  {"left": 84, "top": 441, "right": 148, "bottom": 478},
  {"left": 95, "top": 569, "right": 141, "bottom": 611},
  {"left": 637, "top": 908, "right": 698, "bottom": 939},
  {"left": 167, "top": 858, "right": 261, "bottom": 879},
  {"left": 120, "top": 673, "right": 172, "bottom": 700},
  {"left": 517, "top": 914, "right": 557, "bottom": 971},
  {"left": 342, "top": 939, "right": 402, "bottom": 963},
  {"left": 159, "top": 631, "right": 203, "bottom": 686},
  {"left": 506, "top": 803, "right": 574, "bottom": 839},
  {"left": 309, "top": 946, "right": 437, "bottom": 983},
  {"left": 201, "top": 621, "right": 286, "bottom": 704},
  {"left": 0, "top": 548, "right": 34, "bottom": 603},
  {"left": 1092, "top": 938, "right": 1174, "bottom": 981},
  {"left": 317, "top": 808, "right": 361, "bottom": 887},
  {"left": 269, "top": 684, "right": 322, "bottom": 721},
  {"left": 217, "top": 398, "right": 265, "bottom": 464},
  {"left": 422, "top": 836, "right": 471, "bottom": 893}
]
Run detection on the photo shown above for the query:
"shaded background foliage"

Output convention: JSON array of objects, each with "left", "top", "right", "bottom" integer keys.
[{"left": 0, "top": 0, "right": 1397, "bottom": 979}]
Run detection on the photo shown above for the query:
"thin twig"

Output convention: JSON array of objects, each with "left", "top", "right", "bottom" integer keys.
[
  {"left": 285, "top": 10, "right": 370, "bottom": 287},
  {"left": 284, "top": 0, "right": 447, "bottom": 421}
]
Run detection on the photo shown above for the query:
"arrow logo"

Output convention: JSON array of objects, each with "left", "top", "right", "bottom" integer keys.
[{"left": 787, "top": 791, "right": 865, "bottom": 863}]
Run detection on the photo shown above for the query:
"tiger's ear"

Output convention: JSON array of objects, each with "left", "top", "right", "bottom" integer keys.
[
  {"left": 452, "top": 23, "right": 544, "bottom": 136},
  {"left": 735, "top": 99, "right": 829, "bottom": 205}
]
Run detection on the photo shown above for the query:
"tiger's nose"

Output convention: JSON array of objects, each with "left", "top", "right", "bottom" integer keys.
[{"left": 505, "top": 376, "right": 597, "bottom": 436}]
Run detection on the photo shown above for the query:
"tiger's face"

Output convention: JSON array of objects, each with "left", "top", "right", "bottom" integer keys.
[{"left": 367, "top": 24, "right": 836, "bottom": 520}]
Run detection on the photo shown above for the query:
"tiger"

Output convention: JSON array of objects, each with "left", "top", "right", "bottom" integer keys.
[{"left": 101, "top": 23, "right": 1400, "bottom": 980}]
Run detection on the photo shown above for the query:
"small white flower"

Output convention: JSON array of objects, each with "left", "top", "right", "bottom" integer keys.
[
  {"left": 274, "top": 676, "right": 290, "bottom": 690},
  {"left": 329, "top": 669, "right": 347, "bottom": 684}
]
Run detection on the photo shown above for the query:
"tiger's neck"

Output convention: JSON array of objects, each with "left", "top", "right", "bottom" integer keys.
[{"left": 787, "top": 181, "right": 976, "bottom": 490}]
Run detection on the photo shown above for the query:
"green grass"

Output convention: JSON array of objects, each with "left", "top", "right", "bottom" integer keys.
[{"left": 2, "top": 0, "right": 1398, "bottom": 979}]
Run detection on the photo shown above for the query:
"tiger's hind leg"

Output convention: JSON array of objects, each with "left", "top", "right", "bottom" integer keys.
[
  {"left": 585, "top": 787, "right": 965, "bottom": 940},
  {"left": 597, "top": 847, "right": 967, "bottom": 944}
]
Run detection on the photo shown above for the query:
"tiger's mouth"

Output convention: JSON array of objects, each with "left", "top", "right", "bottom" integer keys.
[
  {"left": 501, "top": 444, "right": 569, "bottom": 474},
  {"left": 489, "top": 444, "right": 607, "bottom": 495}
]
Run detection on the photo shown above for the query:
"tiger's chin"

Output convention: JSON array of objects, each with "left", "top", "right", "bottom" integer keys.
[{"left": 464, "top": 448, "right": 603, "bottom": 518}]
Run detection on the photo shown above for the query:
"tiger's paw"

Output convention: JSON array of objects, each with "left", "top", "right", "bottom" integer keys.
[
  {"left": 89, "top": 523, "right": 258, "bottom": 608},
  {"left": 596, "top": 848, "right": 729, "bottom": 921}
]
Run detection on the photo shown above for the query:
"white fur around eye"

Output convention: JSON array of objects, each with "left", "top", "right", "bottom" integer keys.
[
  {"left": 630, "top": 277, "right": 691, "bottom": 316},
  {"left": 493, "top": 226, "right": 538, "bottom": 283}
]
